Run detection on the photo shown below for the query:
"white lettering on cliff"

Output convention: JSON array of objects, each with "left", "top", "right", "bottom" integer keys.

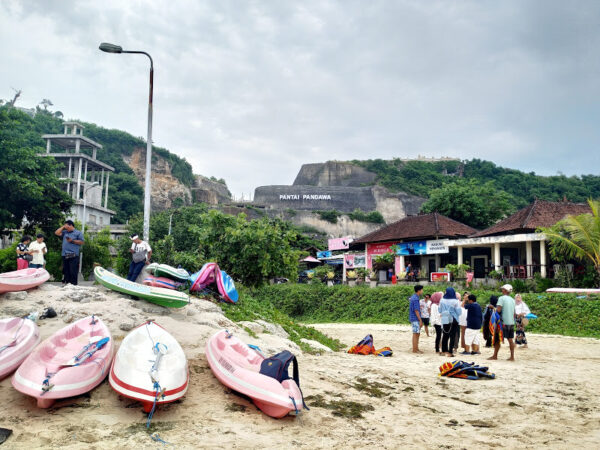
[{"left": 279, "top": 194, "right": 332, "bottom": 201}]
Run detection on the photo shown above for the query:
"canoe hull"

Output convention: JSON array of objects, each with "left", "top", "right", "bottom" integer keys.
[
  {"left": 94, "top": 266, "right": 190, "bottom": 308},
  {"left": 206, "top": 330, "right": 303, "bottom": 418},
  {"left": 11, "top": 316, "right": 113, "bottom": 408},
  {"left": 0, "top": 268, "right": 50, "bottom": 294},
  {"left": 109, "top": 321, "right": 188, "bottom": 412},
  {"left": 0, "top": 318, "right": 40, "bottom": 379}
]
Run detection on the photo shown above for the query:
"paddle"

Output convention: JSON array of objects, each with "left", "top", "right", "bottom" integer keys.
[{"left": 65, "top": 337, "right": 110, "bottom": 366}]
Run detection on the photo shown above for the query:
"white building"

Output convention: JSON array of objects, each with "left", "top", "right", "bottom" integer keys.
[{"left": 41, "top": 122, "right": 115, "bottom": 229}]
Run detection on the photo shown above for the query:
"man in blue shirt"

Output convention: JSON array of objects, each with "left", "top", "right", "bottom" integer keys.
[
  {"left": 409, "top": 285, "right": 424, "bottom": 353},
  {"left": 463, "top": 294, "right": 483, "bottom": 355},
  {"left": 54, "top": 219, "right": 85, "bottom": 285}
]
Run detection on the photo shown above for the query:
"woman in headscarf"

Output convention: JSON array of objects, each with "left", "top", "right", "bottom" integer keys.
[
  {"left": 482, "top": 295, "right": 498, "bottom": 348},
  {"left": 429, "top": 292, "right": 443, "bottom": 354},
  {"left": 514, "top": 294, "right": 531, "bottom": 348},
  {"left": 439, "top": 287, "right": 462, "bottom": 357}
]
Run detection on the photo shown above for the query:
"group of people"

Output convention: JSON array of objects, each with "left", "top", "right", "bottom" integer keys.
[
  {"left": 15, "top": 220, "right": 153, "bottom": 286},
  {"left": 408, "top": 283, "right": 531, "bottom": 361}
]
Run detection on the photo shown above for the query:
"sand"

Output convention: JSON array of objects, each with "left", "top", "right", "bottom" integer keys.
[{"left": 1, "top": 284, "right": 599, "bottom": 449}]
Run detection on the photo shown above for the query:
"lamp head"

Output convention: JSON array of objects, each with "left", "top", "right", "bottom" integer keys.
[{"left": 99, "top": 42, "right": 123, "bottom": 53}]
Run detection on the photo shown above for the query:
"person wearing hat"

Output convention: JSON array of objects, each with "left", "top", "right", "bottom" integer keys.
[
  {"left": 489, "top": 284, "right": 516, "bottom": 361},
  {"left": 127, "top": 234, "right": 152, "bottom": 282},
  {"left": 438, "top": 287, "right": 462, "bottom": 357}
]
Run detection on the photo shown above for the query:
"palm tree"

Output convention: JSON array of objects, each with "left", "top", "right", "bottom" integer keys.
[{"left": 540, "top": 199, "right": 600, "bottom": 287}]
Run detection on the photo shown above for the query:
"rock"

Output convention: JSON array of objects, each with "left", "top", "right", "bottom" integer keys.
[
  {"left": 63, "top": 313, "right": 74, "bottom": 324},
  {"left": 300, "top": 338, "right": 333, "bottom": 352},
  {"left": 119, "top": 322, "right": 134, "bottom": 331},
  {"left": 2, "top": 291, "right": 28, "bottom": 301},
  {"left": 238, "top": 321, "right": 265, "bottom": 335},
  {"left": 186, "top": 308, "right": 196, "bottom": 316},
  {"left": 79, "top": 298, "right": 91, "bottom": 304},
  {"left": 142, "top": 305, "right": 171, "bottom": 316},
  {"left": 255, "top": 320, "right": 289, "bottom": 339},
  {"left": 37, "top": 283, "right": 59, "bottom": 291},
  {"left": 194, "top": 300, "right": 223, "bottom": 314}
]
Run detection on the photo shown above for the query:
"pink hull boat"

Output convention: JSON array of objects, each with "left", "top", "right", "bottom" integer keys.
[
  {"left": 0, "top": 268, "right": 50, "bottom": 294},
  {"left": 0, "top": 317, "right": 40, "bottom": 379},
  {"left": 12, "top": 316, "right": 113, "bottom": 408},
  {"left": 142, "top": 276, "right": 180, "bottom": 290},
  {"left": 109, "top": 321, "right": 188, "bottom": 413},
  {"left": 206, "top": 330, "right": 304, "bottom": 418}
]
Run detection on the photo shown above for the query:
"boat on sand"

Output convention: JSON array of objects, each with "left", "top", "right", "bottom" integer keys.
[{"left": 0, "top": 268, "right": 50, "bottom": 294}]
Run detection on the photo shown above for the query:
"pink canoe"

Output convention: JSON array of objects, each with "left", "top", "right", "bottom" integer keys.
[
  {"left": 109, "top": 321, "right": 188, "bottom": 413},
  {"left": 0, "top": 317, "right": 40, "bottom": 379},
  {"left": 0, "top": 268, "right": 50, "bottom": 294},
  {"left": 142, "top": 276, "right": 181, "bottom": 290},
  {"left": 206, "top": 330, "right": 304, "bottom": 418},
  {"left": 12, "top": 316, "right": 113, "bottom": 408},
  {"left": 190, "top": 262, "right": 218, "bottom": 292}
]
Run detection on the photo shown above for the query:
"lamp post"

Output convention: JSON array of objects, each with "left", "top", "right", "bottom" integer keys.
[
  {"left": 79, "top": 181, "right": 99, "bottom": 275},
  {"left": 99, "top": 42, "right": 153, "bottom": 243}
]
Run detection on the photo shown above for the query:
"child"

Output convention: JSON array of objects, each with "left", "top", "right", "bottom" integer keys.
[
  {"left": 463, "top": 294, "right": 483, "bottom": 354},
  {"left": 420, "top": 294, "right": 431, "bottom": 337},
  {"left": 458, "top": 292, "right": 469, "bottom": 353}
]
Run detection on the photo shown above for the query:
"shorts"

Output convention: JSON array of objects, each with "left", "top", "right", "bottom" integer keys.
[
  {"left": 421, "top": 318, "right": 430, "bottom": 326},
  {"left": 29, "top": 263, "right": 43, "bottom": 269},
  {"left": 411, "top": 321, "right": 421, "bottom": 334},
  {"left": 503, "top": 325, "right": 515, "bottom": 339},
  {"left": 464, "top": 328, "right": 480, "bottom": 346}
]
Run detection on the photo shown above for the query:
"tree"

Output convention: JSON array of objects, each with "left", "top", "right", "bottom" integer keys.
[
  {"left": 0, "top": 107, "right": 73, "bottom": 234},
  {"left": 541, "top": 199, "right": 600, "bottom": 287},
  {"left": 420, "top": 179, "right": 517, "bottom": 229},
  {"left": 39, "top": 99, "right": 53, "bottom": 110}
]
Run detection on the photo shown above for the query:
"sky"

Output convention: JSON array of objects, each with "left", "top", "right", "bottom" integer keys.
[{"left": 1, "top": 0, "right": 599, "bottom": 199}]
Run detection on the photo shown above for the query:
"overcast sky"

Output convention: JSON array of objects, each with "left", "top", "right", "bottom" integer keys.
[{"left": 2, "top": 1, "right": 599, "bottom": 198}]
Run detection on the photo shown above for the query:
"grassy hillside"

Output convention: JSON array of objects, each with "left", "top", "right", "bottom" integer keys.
[
  {"left": 3, "top": 107, "right": 195, "bottom": 223},
  {"left": 353, "top": 158, "right": 600, "bottom": 208}
]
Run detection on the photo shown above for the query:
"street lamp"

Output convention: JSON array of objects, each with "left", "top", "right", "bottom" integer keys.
[
  {"left": 80, "top": 181, "right": 99, "bottom": 275},
  {"left": 99, "top": 42, "right": 154, "bottom": 243}
]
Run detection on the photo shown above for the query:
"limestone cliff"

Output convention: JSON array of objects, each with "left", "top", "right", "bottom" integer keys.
[
  {"left": 293, "top": 161, "right": 376, "bottom": 187},
  {"left": 123, "top": 148, "right": 231, "bottom": 211}
]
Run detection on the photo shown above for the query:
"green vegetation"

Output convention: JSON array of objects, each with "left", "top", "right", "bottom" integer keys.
[
  {"left": 254, "top": 284, "right": 600, "bottom": 338},
  {"left": 348, "top": 209, "right": 385, "bottom": 224},
  {"left": 0, "top": 105, "right": 195, "bottom": 224},
  {"left": 421, "top": 179, "right": 516, "bottom": 229},
  {"left": 218, "top": 288, "right": 342, "bottom": 352},
  {"left": 304, "top": 393, "right": 374, "bottom": 419},
  {"left": 315, "top": 209, "right": 342, "bottom": 224},
  {"left": 0, "top": 107, "right": 73, "bottom": 233}
]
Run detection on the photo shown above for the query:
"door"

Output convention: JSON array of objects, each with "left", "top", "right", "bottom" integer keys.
[{"left": 471, "top": 256, "right": 488, "bottom": 278}]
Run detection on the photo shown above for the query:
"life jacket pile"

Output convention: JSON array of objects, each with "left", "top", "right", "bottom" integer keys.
[
  {"left": 347, "top": 334, "right": 393, "bottom": 357},
  {"left": 439, "top": 360, "right": 495, "bottom": 380}
]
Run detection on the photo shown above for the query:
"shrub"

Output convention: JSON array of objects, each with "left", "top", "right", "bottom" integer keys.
[{"left": 0, "top": 242, "right": 17, "bottom": 273}]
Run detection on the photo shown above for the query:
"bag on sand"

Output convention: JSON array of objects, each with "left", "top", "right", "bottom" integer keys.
[{"left": 348, "top": 334, "right": 393, "bottom": 357}]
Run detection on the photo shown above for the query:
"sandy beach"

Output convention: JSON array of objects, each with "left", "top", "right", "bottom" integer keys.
[{"left": 1, "top": 284, "right": 599, "bottom": 449}]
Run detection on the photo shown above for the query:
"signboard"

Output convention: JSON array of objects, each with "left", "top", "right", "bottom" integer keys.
[
  {"left": 317, "top": 250, "right": 332, "bottom": 258},
  {"left": 328, "top": 236, "right": 352, "bottom": 251},
  {"left": 344, "top": 254, "right": 366, "bottom": 269},
  {"left": 396, "top": 240, "right": 448, "bottom": 256},
  {"left": 366, "top": 241, "right": 397, "bottom": 269},
  {"left": 431, "top": 272, "right": 451, "bottom": 282}
]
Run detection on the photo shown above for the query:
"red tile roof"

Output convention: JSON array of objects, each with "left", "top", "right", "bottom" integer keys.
[
  {"left": 353, "top": 212, "right": 477, "bottom": 244},
  {"left": 472, "top": 200, "right": 592, "bottom": 237}
]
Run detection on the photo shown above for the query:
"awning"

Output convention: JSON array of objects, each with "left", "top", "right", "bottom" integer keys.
[{"left": 302, "top": 256, "right": 321, "bottom": 263}]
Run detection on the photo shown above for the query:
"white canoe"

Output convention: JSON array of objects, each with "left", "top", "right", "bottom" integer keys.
[
  {"left": 109, "top": 321, "right": 188, "bottom": 413},
  {"left": 0, "top": 317, "right": 40, "bottom": 379},
  {"left": 0, "top": 268, "right": 50, "bottom": 294},
  {"left": 546, "top": 288, "right": 600, "bottom": 294}
]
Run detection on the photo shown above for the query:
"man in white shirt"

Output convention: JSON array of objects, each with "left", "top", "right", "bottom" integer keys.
[
  {"left": 28, "top": 234, "right": 47, "bottom": 269},
  {"left": 127, "top": 234, "right": 152, "bottom": 282}
]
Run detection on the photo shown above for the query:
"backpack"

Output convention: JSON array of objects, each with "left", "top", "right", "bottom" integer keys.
[
  {"left": 259, "top": 350, "right": 309, "bottom": 411},
  {"left": 348, "top": 334, "right": 375, "bottom": 355}
]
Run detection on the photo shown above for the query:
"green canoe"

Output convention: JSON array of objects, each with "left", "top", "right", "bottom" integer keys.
[
  {"left": 94, "top": 266, "right": 190, "bottom": 308},
  {"left": 145, "top": 263, "right": 190, "bottom": 282}
]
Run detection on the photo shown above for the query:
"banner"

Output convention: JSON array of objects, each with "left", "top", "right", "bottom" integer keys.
[
  {"left": 426, "top": 240, "right": 449, "bottom": 254},
  {"left": 344, "top": 254, "right": 355, "bottom": 269},
  {"left": 317, "top": 250, "right": 332, "bottom": 258},
  {"left": 328, "top": 236, "right": 352, "bottom": 251},
  {"left": 431, "top": 272, "right": 451, "bottom": 282},
  {"left": 396, "top": 240, "right": 449, "bottom": 256}
]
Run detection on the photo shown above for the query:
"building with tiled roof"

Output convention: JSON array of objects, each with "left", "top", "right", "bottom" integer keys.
[{"left": 471, "top": 200, "right": 591, "bottom": 237}]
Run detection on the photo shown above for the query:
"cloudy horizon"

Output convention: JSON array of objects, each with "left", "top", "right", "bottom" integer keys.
[{"left": 1, "top": 1, "right": 599, "bottom": 198}]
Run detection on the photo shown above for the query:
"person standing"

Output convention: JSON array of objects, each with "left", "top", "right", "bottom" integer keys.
[
  {"left": 55, "top": 220, "right": 84, "bottom": 285},
  {"left": 463, "top": 294, "right": 483, "bottom": 355},
  {"left": 514, "top": 294, "right": 531, "bottom": 348},
  {"left": 429, "top": 292, "right": 443, "bottom": 354},
  {"left": 28, "top": 234, "right": 47, "bottom": 269},
  {"left": 439, "top": 287, "right": 462, "bottom": 357},
  {"left": 458, "top": 292, "right": 469, "bottom": 352},
  {"left": 489, "top": 284, "right": 516, "bottom": 361},
  {"left": 420, "top": 293, "right": 431, "bottom": 337},
  {"left": 482, "top": 295, "right": 498, "bottom": 348},
  {"left": 127, "top": 234, "right": 152, "bottom": 282},
  {"left": 16, "top": 235, "right": 33, "bottom": 270},
  {"left": 409, "top": 285, "right": 424, "bottom": 353}
]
